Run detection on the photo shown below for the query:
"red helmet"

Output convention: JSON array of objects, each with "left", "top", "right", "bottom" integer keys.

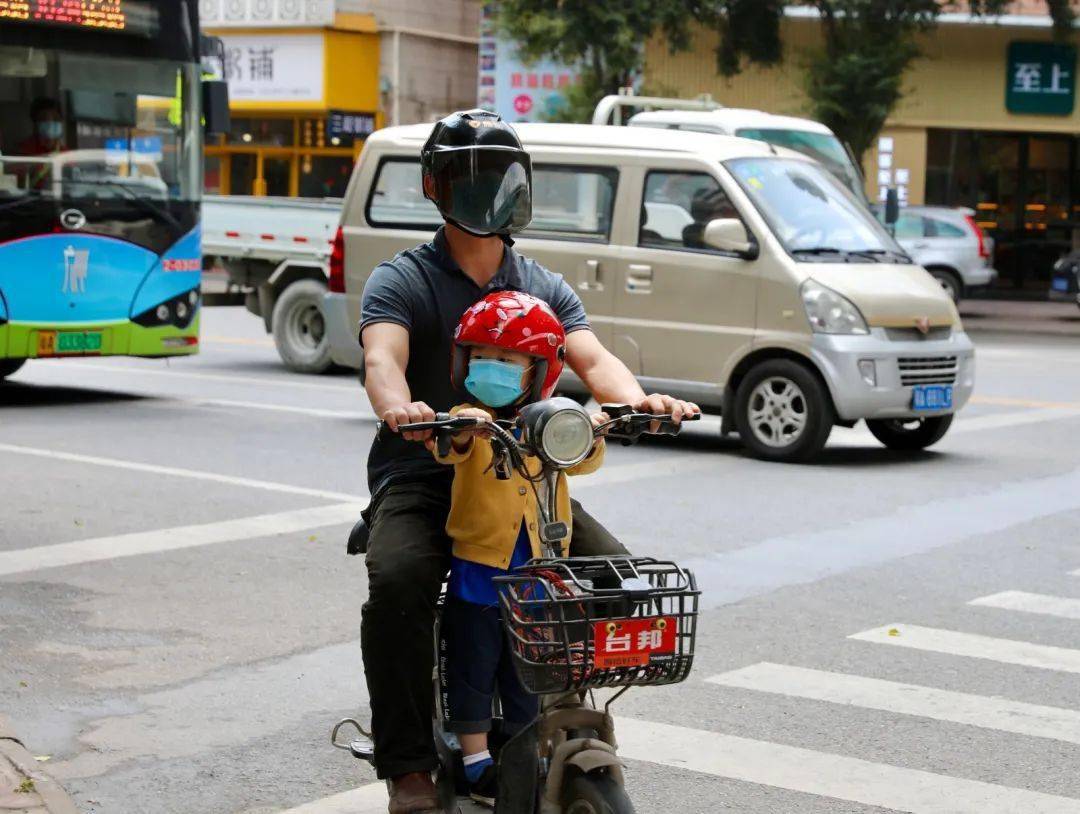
[{"left": 452, "top": 291, "right": 566, "bottom": 402}]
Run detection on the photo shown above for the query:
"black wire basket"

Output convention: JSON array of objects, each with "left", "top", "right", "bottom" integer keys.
[{"left": 494, "top": 556, "right": 699, "bottom": 695}]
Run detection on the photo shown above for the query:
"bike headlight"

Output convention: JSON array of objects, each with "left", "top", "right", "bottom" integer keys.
[
  {"left": 801, "top": 279, "right": 869, "bottom": 335},
  {"left": 518, "top": 397, "right": 594, "bottom": 468}
]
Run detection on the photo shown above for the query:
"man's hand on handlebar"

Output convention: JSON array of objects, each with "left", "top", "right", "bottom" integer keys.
[
  {"left": 382, "top": 401, "right": 436, "bottom": 442},
  {"left": 633, "top": 393, "right": 701, "bottom": 434}
]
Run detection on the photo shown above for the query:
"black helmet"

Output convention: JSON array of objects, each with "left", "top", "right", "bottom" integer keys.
[{"left": 421, "top": 109, "right": 532, "bottom": 237}]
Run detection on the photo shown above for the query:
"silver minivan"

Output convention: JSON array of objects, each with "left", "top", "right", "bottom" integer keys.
[{"left": 324, "top": 123, "right": 974, "bottom": 462}]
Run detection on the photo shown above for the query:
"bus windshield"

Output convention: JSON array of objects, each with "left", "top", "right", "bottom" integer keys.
[
  {"left": 735, "top": 127, "right": 865, "bottom": 202},
  {"left": 0, "top": 46, "right": 200, "bottom": 248}
]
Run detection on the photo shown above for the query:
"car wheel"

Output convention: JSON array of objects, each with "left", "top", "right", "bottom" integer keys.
[
  {"left": 0, "top": 359, "right": 26, "bottom": 381},
  {"left": 271, "top": 279, "right": 333, "bottom": 374},
  {"left": 928, "top": 268, "right": 963, "bottom": 303},
  {"left": 866, "top": 415, "right": 953, "bottom": 451},
  {"left": 734, "top": 359, "right": 834, "bottom": 462}
]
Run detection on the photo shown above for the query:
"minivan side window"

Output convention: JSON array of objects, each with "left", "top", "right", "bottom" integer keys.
[
  {"left": 639, "top": 171, "right": 742, "bottom": 253},
  {"left": 366, "top": 157, "right": 618, "bottom": 241}
]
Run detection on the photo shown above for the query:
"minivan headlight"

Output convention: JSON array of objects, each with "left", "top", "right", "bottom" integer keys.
[{"left": 801, "top": 279, "right": 869, "bottom": 335}]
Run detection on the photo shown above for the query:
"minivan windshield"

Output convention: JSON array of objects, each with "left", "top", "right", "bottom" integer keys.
[
  {"left": 735, "top": 127, "right": 865, "bottom": 201},
  {"left": 726, "top": 156, "right": 908, "bottom": 263}
]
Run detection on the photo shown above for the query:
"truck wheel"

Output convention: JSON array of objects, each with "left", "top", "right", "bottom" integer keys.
[
  {"left": 866, "top": 415, "right": 953, "bottom": 451},
  {"left": 562, "top": 770, "right": 634, "bottom": 814},
  {"left": 734, "top": 359, "right": 834, "bottom": 462},
  {"left": 0, "top": 359, "right": 26, "bottom": 381},
  {"left": 272, "top": 279, "right": 332, "bottom": 374}
]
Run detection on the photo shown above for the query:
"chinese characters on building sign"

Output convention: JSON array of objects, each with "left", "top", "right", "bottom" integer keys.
[
  {"left": 328, "top": 111, "right": 375, "bottom": 140},
  {"left": 216, "top": 34, "right": 324, "bottom": 103},
  {"left": 1006, "top": 41, "right": 1075, "bottom": 116}
]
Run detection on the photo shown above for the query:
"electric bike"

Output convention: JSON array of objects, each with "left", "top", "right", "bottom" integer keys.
[{"left": 333, "top": 398, "right": 700, "bottom": 813}]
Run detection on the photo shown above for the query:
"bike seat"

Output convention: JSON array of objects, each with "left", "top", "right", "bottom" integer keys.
[{"left": 347, "top": 516, "right": 370, "bottom": 556}]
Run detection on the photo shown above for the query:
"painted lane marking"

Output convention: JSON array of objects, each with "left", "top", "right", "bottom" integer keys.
[
  {"left": 969, "top": 590, "right": 1080, "bottom": 621},
  {"left": 615, "top": 717, "right": 1080, "bottom": 813},
  {"left": 200, "top": 335, "right": 276, "bottom": 348},
  {"left": 972, "top": 394, "right": 1080, "bottom": 410},
  {"left": 0, "top": 443, "right": 363, "bottom": 503},
  {"left": 708, "top": 662, "right": 1080, "bottom": 745},
  {"left": 850, "top": 624, "right": 1080, "bottom": 675},
  {"left": 1071, "top": 568, "right": 1080, "bottom": 577},
  {"left": 266, "top": 782, "right": 388, "bottom": 814},
  {"left": 31, "top": 360, "right": 358, "bottom": 392},
  {"left": 682, "top": 467, "right": 1080, "bottom": 610},
  {"left": 0, "top": 503, "right": 363, "bottom": 578},
  {"left": 186, "top": 397, "right": 374, "bottom": 421},
  {"left": 951, "top": 406, "right": 1080, "bottom": 434}
]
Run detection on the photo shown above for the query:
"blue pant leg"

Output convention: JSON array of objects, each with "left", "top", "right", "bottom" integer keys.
[{"left": 442, "top": 597, "right": 503, "bottom": 734}]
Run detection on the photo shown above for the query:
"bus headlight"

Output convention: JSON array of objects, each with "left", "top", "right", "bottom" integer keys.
[{"left": 518, "top": 397, "right": 595, "bottom": 468}]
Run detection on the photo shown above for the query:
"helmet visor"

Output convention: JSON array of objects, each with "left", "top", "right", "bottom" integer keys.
[{"left": 429, "top": 146, "right": 532, "bottom": 234}]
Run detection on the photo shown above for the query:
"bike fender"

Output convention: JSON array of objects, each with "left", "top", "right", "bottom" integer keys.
[{"left": 565, "top": 748, "right": 623, "bottom": 776}]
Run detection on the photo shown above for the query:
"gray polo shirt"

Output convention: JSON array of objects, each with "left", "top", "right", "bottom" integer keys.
[{"left": 360, "top": 226, "right": 589, "bottom": 493}]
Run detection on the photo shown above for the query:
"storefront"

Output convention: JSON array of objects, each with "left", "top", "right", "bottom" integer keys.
[
  {"left": 645, "top": 12, "right": 1079, "bottom": 291},
  {"left": 204, "top": 20, "right": 381, "bottom": 198}
]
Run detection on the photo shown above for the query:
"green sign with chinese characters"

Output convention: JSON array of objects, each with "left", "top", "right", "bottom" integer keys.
[{"left": 1006, "top": 41, "right": 1075, "bottom": 116}]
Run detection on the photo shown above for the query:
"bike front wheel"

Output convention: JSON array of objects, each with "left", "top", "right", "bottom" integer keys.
[{"left": 562, "top": 770, "right": 635, "bottom": 814}]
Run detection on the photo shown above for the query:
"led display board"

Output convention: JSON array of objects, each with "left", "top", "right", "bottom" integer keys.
[{"left": 0, "top": 1, "right": 158, "bottom": 36}]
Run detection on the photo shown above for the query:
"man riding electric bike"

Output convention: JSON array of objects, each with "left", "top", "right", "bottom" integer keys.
[{"left": 356, "top": 109, "right": 699, "bottom": 814}]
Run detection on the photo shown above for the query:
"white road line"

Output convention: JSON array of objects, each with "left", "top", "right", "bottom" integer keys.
[
  {"left": 707, "top": 662, "right": 1080, "bottom": 745},
  {"left": 0, "top": 503, "right": 363, "bottom": 578},
  {"left": 0, "top": 442, "right": 363, "bottom": 502},
  {"left": 276, "top": 783, "right": 387, "bottom": 814},
  {"left": 187, "top": 397, "right": 374, "bottom": 421},
  {"left": 850, "top": 624, "right": 1080, "bottom": 674},
  {"left": 1071, "top": 568, "right": 1080, "bottom": 576},
  {"left": 616, "top": 717, "right": 1080, "bottom": 813},
  {"left": 951, "top": 406, "right": 1080, "bottom": 434},
  {"left": 31, "top": 360, "right": 358, "bottom": 392},
  {"left": 969, "top": 590, "right": 1080, "bottom": 621}
]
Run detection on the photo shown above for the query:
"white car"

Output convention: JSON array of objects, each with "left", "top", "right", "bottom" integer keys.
[{"left": 885, "top": 206, "right": 998, "bottom": 303}]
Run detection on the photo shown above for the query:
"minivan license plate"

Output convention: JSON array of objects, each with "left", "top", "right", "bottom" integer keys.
[{"left": 912, "top": 384, "right": 952, "bottom": 411}]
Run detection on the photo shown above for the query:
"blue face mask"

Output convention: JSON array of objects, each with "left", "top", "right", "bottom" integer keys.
[
  {"left": 37, "top": 120, "right": 63, "bottom": 141},
  {"left": 465, "top": 358, "right": 531, "bottom": 408}
]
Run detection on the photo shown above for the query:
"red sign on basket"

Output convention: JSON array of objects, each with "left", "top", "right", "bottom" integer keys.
[{"left": 593, "top": 617, "right": 676, "bottom": 669}]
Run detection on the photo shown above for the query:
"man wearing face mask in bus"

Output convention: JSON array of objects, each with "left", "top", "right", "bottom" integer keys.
[
  {"left": 15, "top": 97, "right": 65, "bottom": 190},
  {"left": 358, "top": 109, "right": 700, "bottom": 813}
]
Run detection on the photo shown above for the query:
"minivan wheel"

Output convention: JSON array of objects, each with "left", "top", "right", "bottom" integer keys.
[
  {"left": 866, "top": 415, "right": 953, "bottom": 451},
  {"left": 928, "top": 268, "right": 963, "bottom": 303},
  {"left": 272, "top": 279, "right": 333, "bottom": 374},
  {"left": 734, "top": 359, "right": 834, "bottom": 462}
]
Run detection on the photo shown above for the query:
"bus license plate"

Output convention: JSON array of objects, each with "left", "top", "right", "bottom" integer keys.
[
  {"left": 593, "top": 617, "right": 676, "bottom": 669},
  {"left": 37, "top": 330, "right": 103, "bottom": 356},
  {"left": 912, "top": 384, "right": 952, "bottom": 411}
]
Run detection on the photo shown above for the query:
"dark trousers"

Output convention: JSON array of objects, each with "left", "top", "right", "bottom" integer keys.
[
  {"left": 441, "top": 597, "right": 536, "bottom": 734},
  {"left": 360, "top": 480, "right": 626, "bottom": 779}
]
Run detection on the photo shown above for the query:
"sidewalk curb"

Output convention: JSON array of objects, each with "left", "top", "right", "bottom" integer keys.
[{"left": 0, "top": 716, "right": 79, "bottom": 814}]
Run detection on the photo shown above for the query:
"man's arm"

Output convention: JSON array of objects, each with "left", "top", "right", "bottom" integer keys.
[
  {"left": 361, "top": 322, "right": 434, "bottom": 441},
  {"left": 564, "top": 329, "right": 699, "bottom": 424}
]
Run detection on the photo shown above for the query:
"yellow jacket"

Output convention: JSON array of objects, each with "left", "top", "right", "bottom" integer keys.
[{"left": 435, "top": 404, "right": 605, "bottom": 569}]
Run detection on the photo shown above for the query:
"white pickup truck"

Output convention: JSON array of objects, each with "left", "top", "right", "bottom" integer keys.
[{"left": 202, "top": 194, "right": 342, "bottom": 372}]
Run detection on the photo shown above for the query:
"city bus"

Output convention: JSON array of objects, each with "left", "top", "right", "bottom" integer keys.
[{"left": 0, "top": 1, "right": 226, "bottom": 381}]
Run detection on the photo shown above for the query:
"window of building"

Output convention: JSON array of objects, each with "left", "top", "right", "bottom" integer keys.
[{"left": 639, "top": 171, "right": 740, "bottom": 252}]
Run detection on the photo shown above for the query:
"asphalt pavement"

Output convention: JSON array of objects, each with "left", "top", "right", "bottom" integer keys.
[{"left": 2, "top": 307, "right": 1080, "bottom": 813}]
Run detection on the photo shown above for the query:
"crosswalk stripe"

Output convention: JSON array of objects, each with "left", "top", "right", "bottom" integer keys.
[
  {"left": 0, "top": 503, "right": 364, "bottom": 578},
  {"left": 1070, "top": 568, "right": 1080, "bottom": 576},
  {"left": 850, "top": 624, "right": 1080, "bottom": 674},
  {"left": 707, "top": 662, "right": 1080, "bottom": 745},
  {"left": 276, "top": 782, "right": 387, "bottom": 813},
  {"left": 616, "top": 717, "right": 1080, "bottom": 813},
  {"left": 969, "top": 590, "right": 1080, "bottom": 621}
]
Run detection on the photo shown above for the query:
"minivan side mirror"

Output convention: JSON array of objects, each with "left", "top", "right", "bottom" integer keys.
[
  {"left": 703, "top": 218, "right": 757, "bottom": 259},
  {"left": 202, "top": 79, "right": 230, "bottom": 136}
]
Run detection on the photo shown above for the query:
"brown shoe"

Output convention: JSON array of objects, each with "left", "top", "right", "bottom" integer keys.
[{"left": 387, "top": 771, "right": 441, "bottom": 814}]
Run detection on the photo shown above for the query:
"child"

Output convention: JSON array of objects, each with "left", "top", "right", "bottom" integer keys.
[{"left": 433, "top": 291, "right": 605, "bottom": 807}]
